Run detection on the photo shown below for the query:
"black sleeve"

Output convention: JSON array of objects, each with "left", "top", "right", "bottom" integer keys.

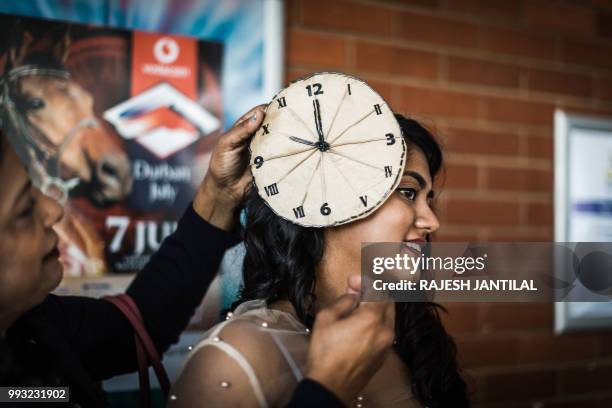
[
  {"left": 49, "top": 204, "right": 240, "bottom": 380},
  {"left": 286, "top": 379, "right": 345, "bottom": 408},
  {"left": 126, "top": 203, "right": 240, "bottom": 355}
]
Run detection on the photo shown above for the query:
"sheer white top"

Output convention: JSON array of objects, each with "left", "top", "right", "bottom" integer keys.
[{"left": 170, "top": 300, "right": 421, "bottom": 408}]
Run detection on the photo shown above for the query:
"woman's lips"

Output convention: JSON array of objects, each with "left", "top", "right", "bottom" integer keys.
[
  {"left": 402, "top": 241, "right": 422, "bottom": 258},
  {"left": 43, "top": 242, "right": 60, "bottom": 264}
]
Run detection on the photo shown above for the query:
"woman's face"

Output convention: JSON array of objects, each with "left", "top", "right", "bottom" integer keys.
[
  {"left": 0, "top": 140, "right": 64, "bottom": 330},
  {"left": 322, "top": 148, "right": 439, "bottom": 293}
]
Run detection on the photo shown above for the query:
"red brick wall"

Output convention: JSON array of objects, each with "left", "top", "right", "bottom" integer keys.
[{"left": 285, "top": 0, "right": 612, "bottom": 406}]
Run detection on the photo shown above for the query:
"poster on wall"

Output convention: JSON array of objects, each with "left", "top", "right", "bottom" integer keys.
[
  {"left": 0, "top": 13, "right": 224, "bottom": 294},
  {"left": 0, "top": 0, "right": 284, "bottom": 312},
  {"left": 554, "top": 110, "right": 612, "bottom": 332},
  {"left": 0, "top": 1, "right": 284, "bottom": 389}
]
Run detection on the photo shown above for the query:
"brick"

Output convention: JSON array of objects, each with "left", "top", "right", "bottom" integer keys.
[
  {"left": 401, "top": 85, "right": 482, "bottom": 120},
  {"left": 300, "top": 0, "right": 396, "bottom": 37},
  {"left": 562, "top": 39, "right": 612, "bottom": 70},
  {"left": 589, "top": 0, "right": 612, "bottom": 11},
  {"left": 444, "top": 127, "right": 520, "bottom": 156},
  {"left": 484, "top": 227, "right": 553, "bottom": 242},
  {"left": 483, "top": 369, "right": 556, "bottom": 402},
  {"left": 482, "top": 304, "right": 553, "bottom": 331},
  {"left": 439, "top": 164, "right": 479, "bottom": 189},
  {"left": 596, "top": 77, "right": 612, "bottom": 102},
  {"left": 525, "top": 68, "right": 593, "bottom": 98},
  {"left": 445, "top": 0, "right": 521, "bottom": 19},
  {"left": 402, "top": 11, "right": 481, "bottom": 48},
  {"left": 434, "top": 230, "right": 480, "bottom": 241},
  {"left": 527, "top": 203, "right": 553, "bottom": 226},
  {"left": 445, "top": 199, "right": 520, "bottom": 225},
  {"left": 364, "top": 79, "right": 394, "bottom": 106},
  {"left": 448, "top": 56, "right": 520, "bottom": 89},
  {"left": 286, "top": 0, "right": 299, "bottom": 25},
  {"left": 455, "top": 335, "right": 519, "bottom": 367},
  {"left": 285, "top": 68, "right": 311, "bottom": 83},
  {"left": 355, "top": 41, "right": 438, "bottom": 79},
  {"left": 518, "top": 332, "right": 600, "bottom": 364},
  {"left": 399, "top": 0, "right": 439, "bottom": 8},
  {"left": 560, "top": 363, "right": 612, "bottom": 394},
  {"left": 485, "top": 167, "right": 553, "bottom": 193},
  {"left": 524, "top": 0, "right": 596, "bottom": 35},
  {"left": 485, "top": 96, "right": 555, "bottom": 125},
  {"left": 555, "top": 103, "right": 612, "bottom": 120},
  {"left": 287, "top": 29, "right": 347, "bottom": 68},
  {"left": 483, "top": 26, "right": 556, "bottom": 60},
  {"left": 597, "top": 12, "right": 612, "bottom": 38},
  {"left": 439, "top": 302, "right": 482, "bottom": 334},
  {"left": 525, "top": 135, "right": 553, "bottom": 159}
]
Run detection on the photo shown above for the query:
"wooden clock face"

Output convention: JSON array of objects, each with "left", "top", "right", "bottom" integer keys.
[{"left": 250, "top": 72, "right": 406, "bottom": 227}]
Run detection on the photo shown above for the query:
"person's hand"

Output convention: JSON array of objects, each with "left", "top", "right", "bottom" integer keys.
[
  {"left": 305, "top": 275, "right": 396, "bottom": 405},
  {"left": 193, "top": 105, "right": 266, "bottom": 230}
]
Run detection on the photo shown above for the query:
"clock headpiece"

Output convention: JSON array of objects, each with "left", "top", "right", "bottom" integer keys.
[{"left": 249, "top": 72, "right": 406, "bottom": 227}]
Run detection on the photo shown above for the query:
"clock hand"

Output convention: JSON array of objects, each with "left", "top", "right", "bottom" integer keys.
[
  {"left": 313, "top": 99, "right": 324, "bottom": 142},
  {"left": 313, "top": 99, "right": 330, "bottom": 151},
  {"left": 289, "top": 136, "right": 318, "bottom": 146}
]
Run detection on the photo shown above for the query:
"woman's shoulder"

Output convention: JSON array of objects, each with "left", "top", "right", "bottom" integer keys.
[
  {"left": 191, "top": 299, "right": 309, "bottom": 356},
  {"left": 171, "top": 300, "right": 309, "bottom": 407}
]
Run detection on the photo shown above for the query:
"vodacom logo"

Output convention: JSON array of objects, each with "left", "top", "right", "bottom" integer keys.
[{"left": 153, "top": 37, "right": 180, "bottom": 64}]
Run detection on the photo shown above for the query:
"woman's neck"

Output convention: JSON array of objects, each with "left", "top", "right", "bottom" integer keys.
[{"left": 314, "top": 250, "right": 359, "bottom": 312}]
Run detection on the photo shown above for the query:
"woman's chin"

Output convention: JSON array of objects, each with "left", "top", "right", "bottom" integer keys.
[{"left": 43, "top": 255, "right": 64, "bottom": 290}]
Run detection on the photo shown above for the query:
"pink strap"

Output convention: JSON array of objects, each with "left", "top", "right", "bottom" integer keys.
[{"left": 105, "top": 294, "right": 170, "bottom": 407}]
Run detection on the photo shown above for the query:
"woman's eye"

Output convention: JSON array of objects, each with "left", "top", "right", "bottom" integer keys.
[
  {"left": 397, "top": 188, "right": 417, "bottom": 202},
  {"left": 18, "top": 199, "right": 35, "bottom": 219},
  {"left": 26, "top": 98, "right": 45, "bottom": 110}
]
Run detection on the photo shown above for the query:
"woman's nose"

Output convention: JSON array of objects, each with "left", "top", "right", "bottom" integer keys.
[
  {"left": 414, "top": 205, "right": 440, "bottom": 235},
  {"left": 37, "top": 190, "right": 64, "bottom": 227}
]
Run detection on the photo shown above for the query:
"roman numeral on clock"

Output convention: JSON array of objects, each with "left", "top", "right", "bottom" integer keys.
[
  {"left": 264, "top": 183, "right": 279, "bottom": 196},
  {"left": 374, "top": 104, "right": 382, "bottom": 115},
  {"left": 359, "top": 195, "right": 368, "bottom": 207},
  {"left": 347, "top": 83, "right": 352, "bottom": 95},
  {"left": 263, "top": 124, "right": 270, "bottom": 135},
  {"left": 277, "top": 97, "right": 287, "bottom": 108},
  {"left": 384, "top": 166, "right": 392, "bottom": 177},
  {"left": 293, "top": 205, "right": 305, "bottom": 219}
]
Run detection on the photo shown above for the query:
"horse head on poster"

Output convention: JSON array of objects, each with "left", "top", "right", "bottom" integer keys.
[{"left": 1, "top": 20, "right": 132, "bottom": 207}]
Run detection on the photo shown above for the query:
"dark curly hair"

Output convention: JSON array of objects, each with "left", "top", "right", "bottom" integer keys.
[{"left": 236, "top": 114, "right": 470, "bottom": 407}]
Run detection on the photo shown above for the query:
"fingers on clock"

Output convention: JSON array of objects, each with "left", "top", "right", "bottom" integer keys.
[
  {"left": 226, "top": 107, "right": 266, "bottom": 148},
  {"left": 232, "top": 104, "right": 267, "bottom": 127}
]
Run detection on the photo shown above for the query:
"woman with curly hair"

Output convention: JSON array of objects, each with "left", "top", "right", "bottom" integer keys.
[{"left": 171, "top": 114, "right": 470, "bottom": 408}]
